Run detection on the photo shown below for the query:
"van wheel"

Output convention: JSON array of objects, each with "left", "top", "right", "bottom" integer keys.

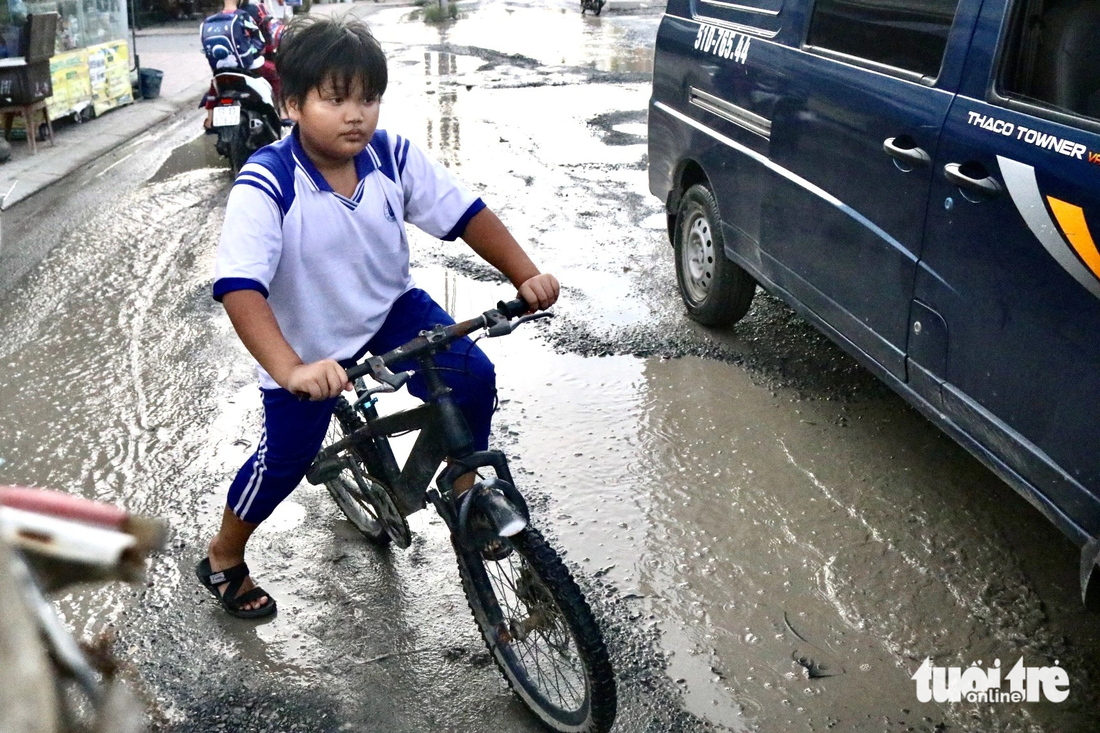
[{"left": 674, "top": 184, "right": 756, "bottom": 327}]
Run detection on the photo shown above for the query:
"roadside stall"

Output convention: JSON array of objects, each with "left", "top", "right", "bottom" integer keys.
[{"left": 0, "top": 0, "right": 132, "bottom": 124}]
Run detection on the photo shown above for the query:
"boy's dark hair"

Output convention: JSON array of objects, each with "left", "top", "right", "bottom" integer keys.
[{"left": 275, "top": 16, "right": 388, "bottom": 108}]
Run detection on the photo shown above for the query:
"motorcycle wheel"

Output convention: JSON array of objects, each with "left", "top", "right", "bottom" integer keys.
[
  {"left": 594, "top": 0, "right": 603, "bottom": 14},
  {"left": 228, "top": 119, "right": 251, "bottom": 174}
]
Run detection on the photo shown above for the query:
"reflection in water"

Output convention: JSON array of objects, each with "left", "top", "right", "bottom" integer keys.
[
  {"left": 592, "top": 45, "right": 653, "bottom": 74},
  {"left": 423, "top": 49, "right": 461, "bottom": 167}
]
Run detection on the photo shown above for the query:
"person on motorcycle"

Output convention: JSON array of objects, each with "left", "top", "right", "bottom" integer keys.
[{"left": 199, "top": 0, "right": 282, "bottom": 128}]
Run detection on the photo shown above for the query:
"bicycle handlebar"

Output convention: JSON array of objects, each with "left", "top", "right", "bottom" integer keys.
[
  {"left": 343, "top": 299, "right": 546, "bottom": 385},
  {"left": 497, "top": 298, "right": 529, "bottom": 319}
]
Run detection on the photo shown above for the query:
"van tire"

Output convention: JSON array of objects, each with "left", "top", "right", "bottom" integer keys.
[{"left": 674, "top": 184, "right": 756, "bottom": 327}]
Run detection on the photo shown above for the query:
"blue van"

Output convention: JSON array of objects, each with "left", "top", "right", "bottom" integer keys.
[{"left": 648, "top": 0, "right": 1100, "bottom": 603}]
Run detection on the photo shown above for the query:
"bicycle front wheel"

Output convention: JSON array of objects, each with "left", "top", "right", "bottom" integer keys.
[{"left": 456, "top": 527, "right": 617, "bottom": 733}]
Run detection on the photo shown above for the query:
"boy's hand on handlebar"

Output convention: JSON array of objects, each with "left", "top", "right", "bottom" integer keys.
[
  {"left": 517, "top": 273, "right": 560, "bottom": 312},
  {"left": 284, "top": 359, "right": 352, "bottom": 401}
]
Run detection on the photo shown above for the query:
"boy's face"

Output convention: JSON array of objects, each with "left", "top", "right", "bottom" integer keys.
[{"left": 287, "top": 77, "right": 380, "bottom": 164}]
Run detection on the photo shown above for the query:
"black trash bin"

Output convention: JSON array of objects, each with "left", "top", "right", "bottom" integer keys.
[{"left": 139, "top": 68, "right": 163, "bottom": 99}]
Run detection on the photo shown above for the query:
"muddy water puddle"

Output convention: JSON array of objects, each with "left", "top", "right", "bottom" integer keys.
[
  {"left": 2, "top": 181, "right": 1098, "bottom": 730},
  {"left": 493, "top": 342, "right": 1100, "bottom": 732},
  {"left": 149, "top": 134, "right": 227, "bottom": 183},
  {"left": 390, "top": 271, "right": 1100, "bottom": 732}
]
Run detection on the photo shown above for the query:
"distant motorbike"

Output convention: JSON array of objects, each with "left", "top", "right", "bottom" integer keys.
[
  {"left": 581, "top": 0, "right": 604, "bottom": 14},
  {"left": 207, "top": 72, "right": 282, "bottom": 173}
]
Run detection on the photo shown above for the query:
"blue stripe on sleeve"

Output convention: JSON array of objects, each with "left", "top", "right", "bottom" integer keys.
[
  {"left": 245, "top": 143, "right": 298, "bottom": 214},
  {"left": 370, "top": 131, "right": 395, "bottom": 183},
  {"left": 237, "top": 173, "right": 279, "bottom": 202},
  {"left": 442, "top": 198, "right": 487, "bottom": 241},
  {"left": 397, "top": 137, "right": 411, "bottom": 176},
  {"left": 235, "top": 179, "right": 284, "bottom": 213},
  {"left": 213, "top": 277, "right": 269, "bottom": 302}
]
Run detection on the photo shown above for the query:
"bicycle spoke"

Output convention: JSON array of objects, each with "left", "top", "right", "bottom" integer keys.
[
  {"left": 532, "top": 625, "right": 578, "bottom": 698},
  {"left": 482, "top": 550, "right": 586, "bottom": 711}
]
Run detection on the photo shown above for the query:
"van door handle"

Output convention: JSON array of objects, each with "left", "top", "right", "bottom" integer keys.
[
  {"left": 883, "top": 137, "right": 930, "bottom": 168},
  {"left": 944, "top": 162, "right": 1002, "bottom": 199}
]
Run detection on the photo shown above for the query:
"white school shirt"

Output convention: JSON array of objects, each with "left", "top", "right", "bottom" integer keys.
[{"left": 213, "top": 128, "right": 485, "bottom": 389}]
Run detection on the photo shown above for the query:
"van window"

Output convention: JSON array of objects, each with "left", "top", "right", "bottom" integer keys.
[
  {"left": 998, "top": 0, "right": 1100, "bottom": 123},
  {"left": 806, "top": 0, "right": 962, "bottom": 78}
]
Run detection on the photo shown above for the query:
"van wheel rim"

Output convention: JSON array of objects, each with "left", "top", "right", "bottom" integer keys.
[{"left": 683, "top": 211, "right": 713, "bottom": 303}]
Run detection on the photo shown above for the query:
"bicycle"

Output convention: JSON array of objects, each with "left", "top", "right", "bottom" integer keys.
[{"left": 306, "top": 298, "right": 617, "bottom": 733}]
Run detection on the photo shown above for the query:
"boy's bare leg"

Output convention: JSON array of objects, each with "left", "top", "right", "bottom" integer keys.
[{"left": 207, "top": 506, "right": 270, "bottom": 611}]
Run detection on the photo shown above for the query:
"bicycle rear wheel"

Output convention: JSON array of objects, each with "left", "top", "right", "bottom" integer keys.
[
  {"left": 455, "top": 526, "right": 617, "bottom": 733},
  {"left": 322, "top": 400, "right": 392, "bottom": 546}
]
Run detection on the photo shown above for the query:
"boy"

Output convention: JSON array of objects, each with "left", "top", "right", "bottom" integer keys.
[{"left": 196, "top": 16, "right": 559, "bottom": 618}]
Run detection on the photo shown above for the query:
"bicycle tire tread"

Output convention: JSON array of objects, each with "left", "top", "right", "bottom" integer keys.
[{"left": 457, "top": 526, "right": 617, "bottom": 733}]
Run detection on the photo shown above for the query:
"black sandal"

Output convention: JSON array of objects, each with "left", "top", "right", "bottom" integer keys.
[{"left": 195, "top": 557, "right": 277, "bottom": 619}]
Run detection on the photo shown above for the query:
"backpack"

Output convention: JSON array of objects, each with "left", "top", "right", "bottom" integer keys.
[{"left": 201, "top": 11, "right": 261, "bottom": 72}]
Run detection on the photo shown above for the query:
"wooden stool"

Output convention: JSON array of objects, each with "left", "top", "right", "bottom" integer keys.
[{"left": 0, "top": 100, "right": 54, "bottom": 154}]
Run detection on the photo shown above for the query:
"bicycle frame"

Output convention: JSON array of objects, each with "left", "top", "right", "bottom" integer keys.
[{"left": 310, "top": 351, "right": 528, "bottom": 530}]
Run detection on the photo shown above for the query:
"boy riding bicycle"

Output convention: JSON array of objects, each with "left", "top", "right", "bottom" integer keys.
[{"left": 196, "top": 16, "right": 559, "bottom": 618}]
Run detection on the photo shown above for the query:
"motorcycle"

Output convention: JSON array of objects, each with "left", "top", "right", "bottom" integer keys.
[
  {"left": 207, "top": 72, "right": 282, "bottom": 173},
  {"left": 581, "top": 0, "right": 605, "bottom": 15}
]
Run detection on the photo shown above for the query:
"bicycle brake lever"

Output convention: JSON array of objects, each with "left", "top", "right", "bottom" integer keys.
[
  {"left": 381, "top": 370, "right": 414, "bottom": 391},
  {"left": 352, "top": 381, "right": 395, "bottom": 410},
  {"left": 486, "top": 321, "right": 513, "bottom": 338},
  {"left": 366, "top": 355, "right": 415, "bottom": 391},
  {"left": 515, "top": 312, "right": 554, "bottom": 326},
  {"left": 486, "top": 311, "right": 553, "bottom": 338}
]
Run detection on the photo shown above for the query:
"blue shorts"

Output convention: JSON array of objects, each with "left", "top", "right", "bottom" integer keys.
[{"left": 227, "top": 288, "right": 497, "bottom": 524}]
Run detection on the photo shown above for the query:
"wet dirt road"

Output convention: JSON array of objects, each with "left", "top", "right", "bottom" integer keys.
[{"left": 2, "top": 1, "right": 1099, "bottom": 731}]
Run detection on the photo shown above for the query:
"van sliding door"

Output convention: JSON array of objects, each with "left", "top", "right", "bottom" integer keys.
[{"left": 760, "top": 0, "right": 980, "bottom": 378}]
